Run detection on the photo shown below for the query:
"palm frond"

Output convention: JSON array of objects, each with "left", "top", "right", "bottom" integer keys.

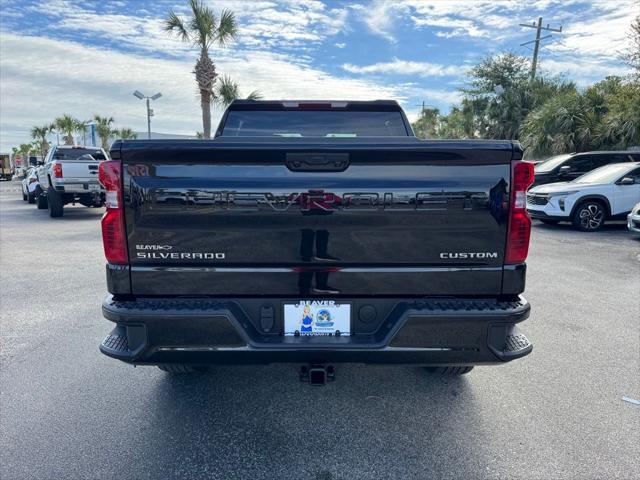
[
  {"left": 216, "top": 9, "right": 238, "bottom": 47},
  {"left": 246, "top": 90, "right": 263, "bottom": 101},
  {"left": 213, "top": 74, "right": 240, "bottom": 108},
  {"left": 165, "top": 10, "right": 191, "bottom": 43},
  {"left": 189, "top": 0, "right": 215, "bottom": 51}
]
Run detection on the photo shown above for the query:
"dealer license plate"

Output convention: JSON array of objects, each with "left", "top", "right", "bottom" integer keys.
[{"left": 284, "top": 301, "right": 351, "bottom": 337}]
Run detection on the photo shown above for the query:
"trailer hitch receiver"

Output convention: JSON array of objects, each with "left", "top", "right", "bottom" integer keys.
[{"left": 300, "top": 364, "right": 335, "bottom": 385}]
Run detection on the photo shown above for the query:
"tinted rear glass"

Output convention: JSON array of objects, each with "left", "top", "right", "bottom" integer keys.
[
  {"left": 573, "top": 163, "right": 637, "bottom": 184},
  {"left": 53, "top": 148, "right": 105, "bottom": 161},
  {"left": 534, "top": 154, "right": 572, "bottom": 172},
  {"left": 221, "top": 111, "right": 408, "bottom": 137}
]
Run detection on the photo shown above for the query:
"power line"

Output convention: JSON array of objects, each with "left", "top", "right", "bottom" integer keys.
[{"left": 519, "top": 17, "right": 562, "bottom": 80}]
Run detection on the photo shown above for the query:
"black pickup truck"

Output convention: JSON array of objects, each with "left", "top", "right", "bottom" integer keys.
[{"left": 99, "top": 100, "right": 534, "bottom": 382}]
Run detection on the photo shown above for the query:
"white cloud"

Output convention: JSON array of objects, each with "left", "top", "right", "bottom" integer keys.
[
  {"left": 334, "top": 42, "right": 346, "bottom": 49},
  {"left": 537, "top": 58, "right": 630, "bottom": 86},
  {"left": 351, "top": 1, "right": 408, "bottom": 42},
  {"left": 546, "top": 6, "right": 636, "bottom": 60},
  {"left": 342, "top": 58, "right": 461, "bottom": 77},
  {"left": 0, "top": 33, "right": 407, "bottom": 151},
  {"left": 28, "top": 0, "right": 350, "bottom": 55}
]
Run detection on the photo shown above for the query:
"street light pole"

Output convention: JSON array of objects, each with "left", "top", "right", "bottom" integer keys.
[
  {"left": 133, "top": 90, "right": 162, "bottom": 140},
  {"left": 146, "top": 97, "right": 151, "bottom": 139}
]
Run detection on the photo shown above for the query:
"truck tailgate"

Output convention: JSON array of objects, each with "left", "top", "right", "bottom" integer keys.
[
  {"left": 117, "top": 138, "right": 518, "bottom": 296},
  {"left": 59, "top": 160, "right": 101, "bottom": 183}
]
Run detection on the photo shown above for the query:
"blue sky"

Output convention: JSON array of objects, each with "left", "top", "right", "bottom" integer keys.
[{"left": 0, "top": 0, "right": 636, "bottom": 150}]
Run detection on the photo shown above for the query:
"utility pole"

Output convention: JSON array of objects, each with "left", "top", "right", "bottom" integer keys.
[
  {"left": 414, "top": 101, "right": 438, "bottom": 139},
  {"left": 519, "top": 17, "right": 562, "bottom": 80}
]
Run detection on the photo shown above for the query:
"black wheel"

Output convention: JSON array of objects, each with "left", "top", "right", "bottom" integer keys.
[
  {"left": 22, "top": 191, "right": 28, "bottom": 201},
  {"left": 28, "top": 192, "right": 35, "bottom": 204},
  {"left": 36, "top": 190, "right": 48, "bottom": 209},
  {"left": 572, "top": 200, "right": 606, "bottom": 231},
  {"left": 425, "top": 366, "right": 474, "bottom": 375},
  {"left": 539, "top": 219, "right": 558, "bottom": 225},
  {"left": 157, "top": 364, "right": 209, "bottom": 373},
  {"left": 47, "top": 187, "right": 63, "bottom": 217}
]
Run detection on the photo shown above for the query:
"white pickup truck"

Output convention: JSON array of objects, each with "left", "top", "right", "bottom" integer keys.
[{"left": 35, "top": 145, "right": 108, "bottom": 217}]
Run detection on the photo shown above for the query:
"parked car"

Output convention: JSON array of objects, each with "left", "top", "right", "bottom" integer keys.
[
  {"left": 628, "top": 202, "right": 640, "bottom": 235},
  {"left": 527, "top": 162, "right": 640, "bottom": 231},
  {"left": 532, "top": 151, "right": 639, "bottom": 187},
  {"left": 35, "top": 145, "right": 108, "bottom": 217},
  {"left": 21, "top": 166, "right": 39, "bottom": 202},
  {"left": 98, "top": 99, "right": 535, "bottom": 380},
  {"left": 15, "top": 166, "right": 27, "bottom": 179}
]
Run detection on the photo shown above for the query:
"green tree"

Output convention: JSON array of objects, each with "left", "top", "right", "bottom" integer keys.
[
  {"left": 465, "top": 53, "right": 530, "bottom": 95},
  {"left": 520, "top": 91, "right": 596, "bottom": 157},
  {"left": 75, "top": 119, "right": 93, "bottom": 145},
  {"left": 596, "top": 80, "right": 640, "bottom": 149},
  {"left": 213, "top": 75, "right": 262, "bottom": 109},
  {"left": 30, "top": 124, "right": 53, "bottom": 157},
  {"left": 438, "top": 106, "right": 475, "bottom": 139},
  {"left": 411, "top": 107, "right": 440, "bottom": 139},
  {"left": 54, "top": 114, "right": 80, "bottom": 145},
  {"left": 15, "top": 143, "right": 36, "bottom": 161},
  {"left": 165, "top": 0, "right": 238, "bottom": 139},
  {"left": 460, "top": 53, "right": 574, "bottom": 141},
  {"left": 621, "top": 15, "right": 640, "bottom": 79},
  {"left": 521, "top": 76, "right": 640, "bottom": 157},
  {"left": 114, "top": 128, "right": 138, "bottom": 140},
  {"left": 93, "top": 115, "right": 115, "bottom": 150}
]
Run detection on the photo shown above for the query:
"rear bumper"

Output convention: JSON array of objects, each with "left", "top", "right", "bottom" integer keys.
[
  {"left": 100, "top": 295, "right": 532, "bottom": 366},
  {"left": 527, "top": 203, "right": 570, "bottom": 221}
]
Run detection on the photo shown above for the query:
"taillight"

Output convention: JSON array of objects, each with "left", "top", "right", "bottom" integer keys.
[
  {"left": 98, "top": 160, "right": 128, "bottom": 264},
  {"left": 53, "top": 163, "right": 63, "bottom": 178},
  {"left": 505, "top": 161, "right": 534, "bottom": 264}
]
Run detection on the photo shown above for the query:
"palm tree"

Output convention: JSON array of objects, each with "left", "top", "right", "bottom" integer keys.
[
  {"left": 30, "top": 124, "right": 53, "bottom": 157},
  {"left": 213, "top": 75, "right": 262, "bottom": 109},
  {"left": 165, "top": 0, "right": 238, "bottom": 139},
  {"left": 54, "top": 114, "right": 80, "bottom": 145},
  {"left": 114, "top": 128, "right": 138, "bottom": 140},
  {"left": 93, "top": 115, "right": 115, "bottom": 150},
  {"left": 74, "top": 119, "right": 93, "bottom": 145}
]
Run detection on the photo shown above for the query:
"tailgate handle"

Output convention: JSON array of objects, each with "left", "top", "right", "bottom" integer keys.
[{"left": 286, "top": 153, "right": 349, "bottom": 172}]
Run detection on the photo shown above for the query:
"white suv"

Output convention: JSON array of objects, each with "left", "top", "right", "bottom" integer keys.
[{"left": 527, "top": 162, "right": 640, "bottom": 231}]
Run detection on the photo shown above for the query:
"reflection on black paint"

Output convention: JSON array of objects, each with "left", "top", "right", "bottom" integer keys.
[
  {"left": 297, "top": 190, "right": 341, "bottom": 295},
  {"left": 489, "top": 178, "right": 508, "bottom": 224}
]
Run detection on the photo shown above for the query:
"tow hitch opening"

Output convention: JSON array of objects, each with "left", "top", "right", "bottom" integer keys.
[{"left": 300, "top": 364, "right": 335, "bottom": 385}]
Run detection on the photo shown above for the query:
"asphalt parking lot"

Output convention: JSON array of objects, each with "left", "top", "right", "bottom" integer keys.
[{"left": 0, "top": 180, "right": 638, "bottom": 480}]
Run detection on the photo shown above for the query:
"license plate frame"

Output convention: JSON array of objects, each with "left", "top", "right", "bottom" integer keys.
[{"left": 283, "top": 301, "right": 351, "bottom": 337}]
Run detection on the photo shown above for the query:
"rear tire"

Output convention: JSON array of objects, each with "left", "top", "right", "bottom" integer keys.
[
  {"left": 572, "top": 200, "right": 606, "bottom": 231},
  {"left": 425, "top": 366, "right": 474, "bottom": 375},
  {"left": 36, "top": 190, "right": 48, "bottom": 209},
  {"left": 157, "top": 364, "right": 209, "bottom": 373},
  {"left": 47, "top": 187, "right": 63, "bottom": 217},
  {"left": 22, "top": 191, "right": 27, "bottom": 201}
]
